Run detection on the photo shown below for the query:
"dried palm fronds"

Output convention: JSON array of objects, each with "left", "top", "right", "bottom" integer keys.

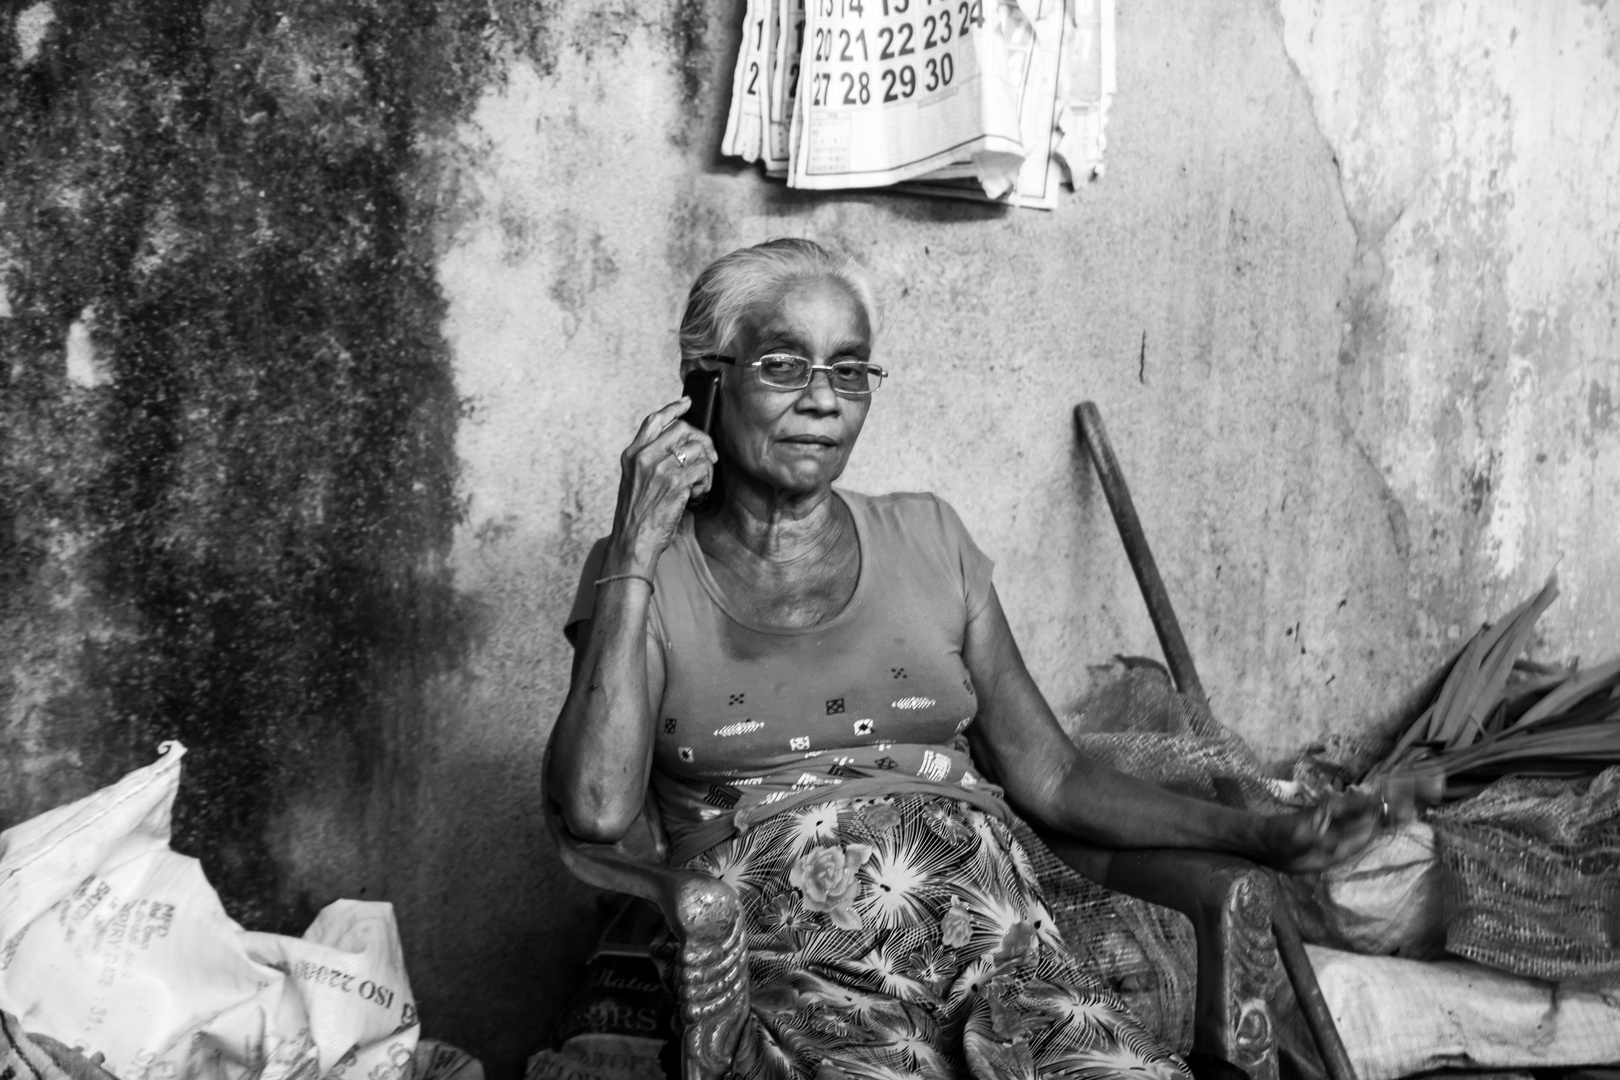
[{"left": 1364, "top": 572, "right": 1620, "bottom": 799}]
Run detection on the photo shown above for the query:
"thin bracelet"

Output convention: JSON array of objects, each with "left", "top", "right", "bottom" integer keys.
[{"left": 594, "top": 573, "right": 655, "bottom": 593}]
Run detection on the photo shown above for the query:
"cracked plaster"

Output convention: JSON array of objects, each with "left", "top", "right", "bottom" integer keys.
[{"left": 1283, "top": 0, "right": 1620, "bottom": 657}]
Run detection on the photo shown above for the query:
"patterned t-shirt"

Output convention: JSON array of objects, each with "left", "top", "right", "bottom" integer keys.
[{"left": 566, "top": 489, "right": 1010, "bottom": 861}]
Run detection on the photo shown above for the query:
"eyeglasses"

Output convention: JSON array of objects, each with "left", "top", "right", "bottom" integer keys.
[{"left": 700, "top": 353, "right": 887, "bottom": 396}]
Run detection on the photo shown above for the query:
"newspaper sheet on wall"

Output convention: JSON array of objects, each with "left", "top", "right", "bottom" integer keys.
[{"left": 722, "top": 0, "right": 1114, "bottom": 209}]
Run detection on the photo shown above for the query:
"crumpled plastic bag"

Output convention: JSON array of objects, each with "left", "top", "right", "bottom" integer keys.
[
  {"left": 0, "top": 742, "right": 419, "bottom": 1080},
  {"left": 1290, "top": 821, "right": 1445, "bottom": 959}
]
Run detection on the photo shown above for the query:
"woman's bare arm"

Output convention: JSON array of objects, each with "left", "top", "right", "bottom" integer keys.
[
  {"left": 546, "top": 399, "right": 715, "bottom": 843},
  {"left": 548, "top": 605, "right": 668, "bottom": 842},
  {"left": 963, "top": 585, "right": 1407, "bottom": 871}
]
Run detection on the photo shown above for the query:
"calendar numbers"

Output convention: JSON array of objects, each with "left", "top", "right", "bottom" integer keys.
[
  {"left": 811, "top": 70, "right": 833, "bottom": 105},
  {"left": 874, "top": 23, "right": 928, "bottom": 64},
  {"left": 879, "top": 64, "right": 916, "bottom": 101},
  {"left": 787, "top": 8, "right": 806, "bottom": 99},
  {"left": 840, "top": 71, "right": 872, "bottom": 104},
  {"left": 806, "top": 0, "right": 972, "bottom": 150},
  {"left": 866, "top": 11, "right": 972, "bottom": 66},
  {"left": 727, "top": 0, "right": 1092, "bottom": 206}
]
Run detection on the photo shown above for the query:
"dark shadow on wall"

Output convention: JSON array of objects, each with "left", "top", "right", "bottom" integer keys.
[
  {"left": 0, "top": 0, "right": 496, "bottom": 948},
  {"left": 2, "top": 0, "right": 721, "bottom": 1070}
]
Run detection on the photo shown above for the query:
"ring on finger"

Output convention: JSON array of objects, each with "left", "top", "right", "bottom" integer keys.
[{"left": 669, "top": 445, "right": 688, "bottom": 467}]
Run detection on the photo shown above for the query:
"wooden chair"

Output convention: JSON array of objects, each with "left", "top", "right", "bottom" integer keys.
[{"left": 543, "top": 404, "right": 1285, "bottom": 1080}]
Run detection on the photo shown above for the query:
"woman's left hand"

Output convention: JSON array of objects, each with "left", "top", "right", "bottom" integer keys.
[{"left": 1265, "top": 773, "right": 1444, "bottom": 873}]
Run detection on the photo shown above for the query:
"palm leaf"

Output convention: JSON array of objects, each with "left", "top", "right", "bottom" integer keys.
[
  {"left": 1368, "top": 574, "right": 1573, "bottom": 782},
  {"left": 1501, "top": 656, "right": 1620, "bottom": 735},
  {"left": 1371, "top": 702, "right": 1436, "bottom": 779},
  {"left": 1426, "top": 628, "right": 1489, "bottom": 744},
  {"left": 1501, "top": 668, "right": 1574, "bottom": 704},
  {"left": 1449, "top": 573, "right": 1559, "bottom": 746}
]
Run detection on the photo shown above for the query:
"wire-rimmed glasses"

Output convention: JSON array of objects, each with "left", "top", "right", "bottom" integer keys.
[{"left": 699, "top": 353, "right": 887, "bottom": 396}]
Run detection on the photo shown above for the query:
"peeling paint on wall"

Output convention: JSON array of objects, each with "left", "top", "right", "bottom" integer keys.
[{"left": 1282, "top": 0, "right": 1620, "bottom": 660}]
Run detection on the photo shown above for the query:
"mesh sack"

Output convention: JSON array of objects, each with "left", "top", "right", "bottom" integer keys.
[
  {"left": 1059, "top": 660, "right": 1297, "bottom": 815},
  {"left": 1430, "top": 766, "right": 1620, "bottom": 985},
  {"left": 1007, "top": 661, "right": 1293, "bottom": 1052}
]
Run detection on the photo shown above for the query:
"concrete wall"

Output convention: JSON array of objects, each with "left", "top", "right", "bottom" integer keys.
[
  {"left": 2, "top": 0, "right": 1616, "bottom": 1073},
  {"left": 1281, "top": 0, "right": 1620, "bottom": 665}
]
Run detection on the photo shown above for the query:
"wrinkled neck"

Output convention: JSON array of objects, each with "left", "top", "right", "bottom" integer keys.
[{"left": 706, "top": 473, "right": 845, "bottom": 566}]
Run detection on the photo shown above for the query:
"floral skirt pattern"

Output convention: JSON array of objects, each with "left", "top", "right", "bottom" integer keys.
[{"left": 680, "top": 793, "right": 1193, "bottom": 1080}]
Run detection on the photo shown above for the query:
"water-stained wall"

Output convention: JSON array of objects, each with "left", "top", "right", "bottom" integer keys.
[
  {"left": 2, "top": 0, "right": 1616, "bottom": 1073},
  {"left": 1, "top": 0, "right": 478, "bottom": 1036},
  {"left": 1281, "top": 0, "right": 1620, "bottom": 664}
]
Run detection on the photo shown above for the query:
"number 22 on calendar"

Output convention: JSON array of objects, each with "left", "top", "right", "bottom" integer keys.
[{"left": 807, "top": 0, "right": 983, "bottom": 109}]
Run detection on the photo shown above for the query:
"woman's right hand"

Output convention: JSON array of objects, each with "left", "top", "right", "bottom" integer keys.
[
  {"left": 1264, "top": 772, "right": 1443, "bottom": 873},
  {"left": 607, "top": 397, "right": 718, "bottom": 575}
]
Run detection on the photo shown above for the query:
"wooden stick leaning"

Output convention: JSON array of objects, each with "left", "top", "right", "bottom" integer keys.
[{"left": 1074, "top": 401, "right": 1360, "bottom": 1080}]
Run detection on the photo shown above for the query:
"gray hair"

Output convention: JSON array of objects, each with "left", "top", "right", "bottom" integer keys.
[{"left": 678, "top": 238, "right": 880, "bottom": 361}]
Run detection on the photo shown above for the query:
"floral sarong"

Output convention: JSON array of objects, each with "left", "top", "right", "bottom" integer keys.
[{"left": 682, "top": 792, "right": 1192, "bottom": 1080}]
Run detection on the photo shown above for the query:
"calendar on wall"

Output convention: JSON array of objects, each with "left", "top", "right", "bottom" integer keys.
[{"left": 722, "top": 0, "right": 1114, "bottom": 209}]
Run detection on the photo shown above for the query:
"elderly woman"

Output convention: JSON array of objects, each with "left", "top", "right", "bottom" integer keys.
[{"left": 549, "top": 239, "right": 1400, "bottom": 1080}]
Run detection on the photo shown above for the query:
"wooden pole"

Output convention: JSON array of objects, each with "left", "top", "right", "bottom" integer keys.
[
  {"left": 1074, "top": 400, "right": 1360, "bottom": 1080},
  {"left": 1273, "top": 886, "right": 1362, "bottom": 1080},
  {"left": 1073, "top": 402, "right": 1210, "bottom": 714}
]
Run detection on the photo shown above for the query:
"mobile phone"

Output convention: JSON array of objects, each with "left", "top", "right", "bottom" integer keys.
[
  {"left": 681, "top": 369, "right": 721, "bottom": 437},
  {"left": 680, "top": 369, "right": 721, "bottom": 510}
]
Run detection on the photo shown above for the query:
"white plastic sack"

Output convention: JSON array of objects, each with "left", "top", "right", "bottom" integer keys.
[
  {"left": 1308, "top": 821, "right": 1444, "bottom": 958},
  {"left": 0, "top": 743, "right": 419, "bottom": 1080}
]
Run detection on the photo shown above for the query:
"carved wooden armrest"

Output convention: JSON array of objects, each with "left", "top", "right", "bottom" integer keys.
[
  {"left": 543, "top": 792, "right": 749, "bottom": 1080},
  {"left": 1037, "top": 834, "right": 1282, "bottom": 1080}
]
